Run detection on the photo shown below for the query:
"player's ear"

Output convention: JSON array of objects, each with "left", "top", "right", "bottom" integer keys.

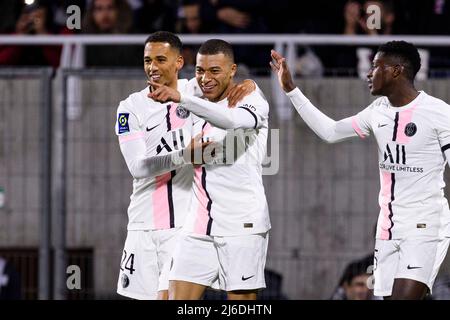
[
  {"left": 230, "top": 63, "right": 237, "bottom": 78},
  {"left": 392, "top": 64, "right": 403, "bottom": 78},
  {"left": 176, "top": 55, "right": 184, "bottom": 72}
]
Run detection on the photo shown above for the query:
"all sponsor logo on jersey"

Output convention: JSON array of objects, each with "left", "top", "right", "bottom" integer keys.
[
  {"left": 404, "top": 122, "right": 417, "bottom": 137},
  {"left": 379, "top": 143, "right": 424, "bottom": 173},
  {"left": 176, "top": 105, "right": 190, "bottom": 119},
  {"left": 118, "top": 113, "right": 130, "bottom": 134}
]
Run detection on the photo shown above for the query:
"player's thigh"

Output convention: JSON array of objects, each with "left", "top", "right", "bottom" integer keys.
[
  {"left": 169, "top": 232, "right": 219, "bottom": 288},
  {"left": 155, "top": 227, "right": 182, "bottom": 292},
  {"left": 396, "top": 236, "right": 450, "bottom": 293},
  {"left": 429, "top": 237, "right": 450, "bottom": 289},
  {"left": 216, "top": 232, "right": 268, "bottom": 292},
  {"left": 396, "top": 236, "right": 441, "bottom": 290},
  {"left": 373, "top": 239, "right": 399, "bottom": 297},
  {"left": 117, "top": 230, "right": 159, "bottom": 300},
  {"left": 169, "top": 280, "right": 208, "bottom": 300}
]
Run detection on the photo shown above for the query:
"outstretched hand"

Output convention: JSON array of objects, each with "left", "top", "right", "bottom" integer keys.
[
  {"left": 270, "top": 50, "right": 296, "bottom": 93},
  {"left": 226, "top": 79, "right": 256, "bottom": 108},
  {"left": 147, "top": 80, "right": 181, "bottom": 103}
]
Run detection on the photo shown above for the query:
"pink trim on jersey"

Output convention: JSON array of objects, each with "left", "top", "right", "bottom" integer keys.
[
  {"left": 193, "top": 167, "right": 210, "bottom": 234},
  {"left": 169, "top": 103, "right": 187, "bottom": 129},
  {"left": 193, "top": 122, "right": 213, "bottom": 234},
  {"left": 351, "top": 116, "right": 366, "bottom": 139},
  {"left": 152, "top": 172, "right": 171, "bottom": 229},
  {"left": 118, "top": 132, "right": 144, "bottom": 144},
  {"left": 379, "top": 171, "right": 392, "bottom": 240},
  {"left": 395, "top": 105, "right": 417, "bottom": 144}
]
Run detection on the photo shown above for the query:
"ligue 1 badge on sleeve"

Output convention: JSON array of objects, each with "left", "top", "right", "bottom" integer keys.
[
  {"left": 176, "top": 105, "right": 190, "bottom": 119},
  {"left": 118, "top": 113, "right": 130, "bottom": 134}
]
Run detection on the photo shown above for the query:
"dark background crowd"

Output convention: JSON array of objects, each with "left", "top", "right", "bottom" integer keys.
[{"left": 1, "top": 0, "right": 450, "bottom": 75}]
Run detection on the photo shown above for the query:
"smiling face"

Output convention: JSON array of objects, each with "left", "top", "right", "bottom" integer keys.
[
  {"left": 367, "top": 52, "right": 401, "bottom": 96},
  {"left": 143, "top": 42, "right": 183, "bottom": 89},
  {"left": 195, "top": 53, "right": 237, "bottom": 102}
]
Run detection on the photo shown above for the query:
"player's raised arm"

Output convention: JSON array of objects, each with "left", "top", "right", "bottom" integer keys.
[
  {"left": 270, "top": 50, "right": 360, "bottom": 143},
  {"left": 149, "top": 80, "right": 265, "bottom": 130}
]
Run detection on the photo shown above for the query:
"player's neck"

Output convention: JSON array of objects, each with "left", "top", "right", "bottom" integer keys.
[
  {"left": 215, "top": 81, "right": 235, "bottom": 102},
  {"left": 386, "top": 85, "right": 419, "bottom": 108},
  {"left": 168, "top": 79, "right": 178, "bottom": 91}
]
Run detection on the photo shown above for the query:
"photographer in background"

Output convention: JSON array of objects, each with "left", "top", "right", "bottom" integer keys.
[{"left": 0, "top": 0, "right": 72, "bottom": 68}]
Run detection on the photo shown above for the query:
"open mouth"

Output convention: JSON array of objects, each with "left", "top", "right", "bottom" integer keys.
[
  {"left": 201, "top": 84, "right": 215, "bottom": 93},
  {"left": 150, "top": 74, "right": 161, "bottom": 82}
]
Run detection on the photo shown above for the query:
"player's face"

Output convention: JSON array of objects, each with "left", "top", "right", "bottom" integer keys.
[
  {"left": 144, "top": 42, "right": 183, "bottom": 89},
  {"left": 195, "top": 53, "right": 237, "bottom": 102},
  {"left": 367, "top": 52, "right": 396, "bottom": 96}
]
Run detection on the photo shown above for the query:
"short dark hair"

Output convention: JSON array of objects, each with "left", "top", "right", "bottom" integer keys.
[
  {"left": 339, "top": 255, "right": 373, "bottom": 286},
  {"left": 198, "top": 39, "right": 234, "bottom": 62},
  {"left": 377, "top": 41, "right": 421, "bottom": 81},
  {"left": 144, "top": 31, "right": 182, "bottom": 54}
]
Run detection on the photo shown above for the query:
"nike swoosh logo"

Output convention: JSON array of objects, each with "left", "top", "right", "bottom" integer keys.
[
  {"left": 241, "top": 275, "right": 255, "bottom": 281},
  {"left": 378, "top": 124, "right": 388, "bottom": 128},
  {"left": 146, "top": 124, "right": 159, "bottom": 132},
  {"left": 407, "top": 265, "right": 422, "bottom": 270}
]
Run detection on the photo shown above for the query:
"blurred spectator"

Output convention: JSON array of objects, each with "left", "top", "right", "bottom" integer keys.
[
  {"left": 181, "top": 0, "right": 202, "bottom": 33},
  {"left": 0, "top": 256, "right": 21, "bottom": 300},
  {"left": 133, "top": 0, "right": 178, "bottom": 34},
  {"left": 0, "top": 0, "right": 23, "bottom": 34},
  {"left": 324, "top": 0, "right": 397, "bottom": 77},
  {"left": 330, "top": 254, "right": 377, "bottom": 300},
  {"left": 83, "top": 0, "right": 133, "bottom": 33},
  {"left": 343, "top": 0, "right": 396, "bottom": 36},
  {"left": 0, "top": 0, "right": 73, "bottom": 68},
  {"left": 295, "top": 47, "right": 324, "bottom": 77},
  {"left": 82, "top": 0, "right": 142, "bottom": 67},
  {"left": 212, "top": 0, "right": 271, "bottom": 74},
  {"left": 176, "top": 0, "right": 217, "bottom": 78}
]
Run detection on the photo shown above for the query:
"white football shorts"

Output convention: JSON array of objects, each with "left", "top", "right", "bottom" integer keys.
[
  {"left": 169, "top": 231, "right": 269, "bottom": 291},
  {"left": 117, "top": 228, "right": 181, "bottom": 300}
]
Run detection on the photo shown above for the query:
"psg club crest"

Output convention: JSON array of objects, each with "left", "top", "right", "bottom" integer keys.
[
  {"left": 176, "top": 105, "right": 190, "bottom": 119},
  {"left": 121, "top": 274, "right": 130, "bottom": 288},
  {"left": 404, "top": 122, "right": 417, "bottom": 137}
]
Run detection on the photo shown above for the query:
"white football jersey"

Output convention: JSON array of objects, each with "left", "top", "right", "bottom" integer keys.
[
  {"left": 115, "top": 79, "right": 194, "bottom": 231},
  {"left": 352, "top": 91, "right": 450, "bottom": 239},
  {"left": 182, "top": 90, "right": 271, "bottom": 236}
]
